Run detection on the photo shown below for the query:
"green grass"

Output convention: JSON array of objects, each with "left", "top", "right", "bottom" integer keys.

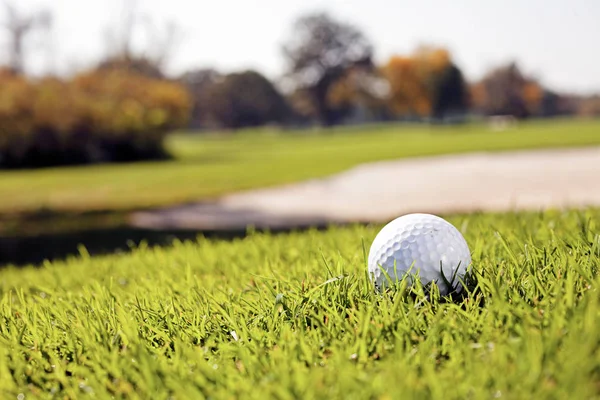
[
  {"left": 1, "top": 118, "right": 599, "bottom": 215},
  {"left": 1, "top": 208, "right": 599, "bottom": 398}
]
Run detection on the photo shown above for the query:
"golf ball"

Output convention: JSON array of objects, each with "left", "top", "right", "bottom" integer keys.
[{"left": 368, "top": 213, "right": 471, "bottom": 295}]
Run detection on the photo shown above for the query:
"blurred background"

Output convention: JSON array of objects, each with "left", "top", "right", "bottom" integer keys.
[{"left": 1, "top": 0, "right": 599, "bottom": 266}]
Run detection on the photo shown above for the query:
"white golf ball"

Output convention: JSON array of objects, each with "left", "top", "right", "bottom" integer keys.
[{"left": 368, "top": 213, "right": 471, "bottom": 295}]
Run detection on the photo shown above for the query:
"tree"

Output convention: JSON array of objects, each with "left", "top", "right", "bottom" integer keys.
[
  {"left": 179, "top": 68, "right": 223, "bottom": 129},
  {"left": 471, "top": 62, "right": 542, "bottom": 119},
  {"left": 381, "top": 46, "right": 468, "bottom": 121},
  {"left": 326, "top": 66, "right": 392, "bottom": 123},
  {"left": 96, "top": 56, "right": 165, "bottom": 79},
  {"left": 282, "top": 12, "right": 374, "bottom": 126},
  {"left": 430, "top": 64, "right": 469, "bottom": 120},
  {"left": 205, "top": 70, "right": 291, "bottom": 129},
  {"left": 577, "top": 95, "right": 600, "bottom": 118},
  {"left": 0, "top": 1, "right": 52, "bottom": 75},
  {"left": 381, "top": 55, "right": 430, "bottom": 117}
]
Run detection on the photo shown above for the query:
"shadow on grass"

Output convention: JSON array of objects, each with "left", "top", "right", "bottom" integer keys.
[
  {"left": 0, "top": 227, "right": 217, "bottom": 267},
  {"left": 0, "top": 201, "right": 347, "bottom": 268},
  {"left": 0, "top": 221, "right": 335, "bottom": 268}
]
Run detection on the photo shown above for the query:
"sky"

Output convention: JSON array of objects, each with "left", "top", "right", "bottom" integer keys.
[{"left": 3, "top": 0, "right": 600, "bottom": 95}]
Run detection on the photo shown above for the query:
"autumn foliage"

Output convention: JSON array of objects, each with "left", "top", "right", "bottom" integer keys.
[
  {"left": 1, "top": 8, "right": 596, "bottom": 169},
  {"left": 0, "top": 68, "right": 191, "bottom": 168},
  {"left": 382, "top": 55, "right": 432, "bottom": 116},
  {"left": 381, "top": 47, "right": 468, "bottom": 120}
]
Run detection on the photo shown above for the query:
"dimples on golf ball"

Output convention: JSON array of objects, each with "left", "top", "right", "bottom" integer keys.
[{"left": 368, "top": 213, "right": 471, "bottom": 295}]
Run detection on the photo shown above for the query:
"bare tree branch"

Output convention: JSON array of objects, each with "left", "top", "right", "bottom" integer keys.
[
  {"left": 1, "top": 0, "right": 52, "bottom": 74},
  {"left": 99, "top": 0, "right": 182, "bottom": 77}
]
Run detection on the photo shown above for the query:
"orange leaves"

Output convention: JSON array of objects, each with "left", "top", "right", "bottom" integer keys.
[
  {"left": 0, "top": 73, "right": 36, "bottom": 139},
  {"left": 72, "top": 69, "right": 192, "bottom": 133},
  {"left": 381, "top": 46, "right": 453, "bottom": 117},
  {"left": 381, "top": 56, "right": 426, "bottom": 115},
  {"left": 0, "top": 70, "right": 191, "bottom": 140},
  {"left": 413, "top": 46, "right": 451, "bottom": 74},
  {"left": 468, "top": 82, "right": 488, "bottom": 112},
  {"left": 0, "top": 69, "right": 192, "bottom": 167},
  {"left": 327, "top": 73, "right": 357, "bottom": 109},
  {"left": 522, "top": 82, "right": 543, "bottom": 114}
]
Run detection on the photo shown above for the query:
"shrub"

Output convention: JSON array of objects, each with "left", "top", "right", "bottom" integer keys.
[
  {"left": 0, "top": 69, "right": 36, "bottom": 165},
  {"left": 0, "top": 68, "right": 191, "bottom": 168}
]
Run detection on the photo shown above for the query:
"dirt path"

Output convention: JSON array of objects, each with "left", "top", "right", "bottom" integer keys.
[{"left": 130, "top": 146, "right": 600, "bottom": 230}]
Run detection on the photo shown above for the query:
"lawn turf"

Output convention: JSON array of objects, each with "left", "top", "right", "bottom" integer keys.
[
  {"left": 1, "top": 208, "right": 599, "bottom": 398},
  {"left": 1, "top": 118, "right": 599, "bottom": 216}
]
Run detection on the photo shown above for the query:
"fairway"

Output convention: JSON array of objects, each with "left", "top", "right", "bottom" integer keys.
[
  {"left": 1, "top": 119, "right": 600, "bottom": 215},
  {"left": 1, "top": 208, "right": 599, "bottom": 398}
]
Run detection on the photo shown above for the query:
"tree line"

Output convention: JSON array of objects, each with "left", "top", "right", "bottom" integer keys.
[
  {"left": 178, "top": 12, "right": 599, "bottom": 129},
  {"left": 1, "top": 5, "right": 599, "bottom": 168}
]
